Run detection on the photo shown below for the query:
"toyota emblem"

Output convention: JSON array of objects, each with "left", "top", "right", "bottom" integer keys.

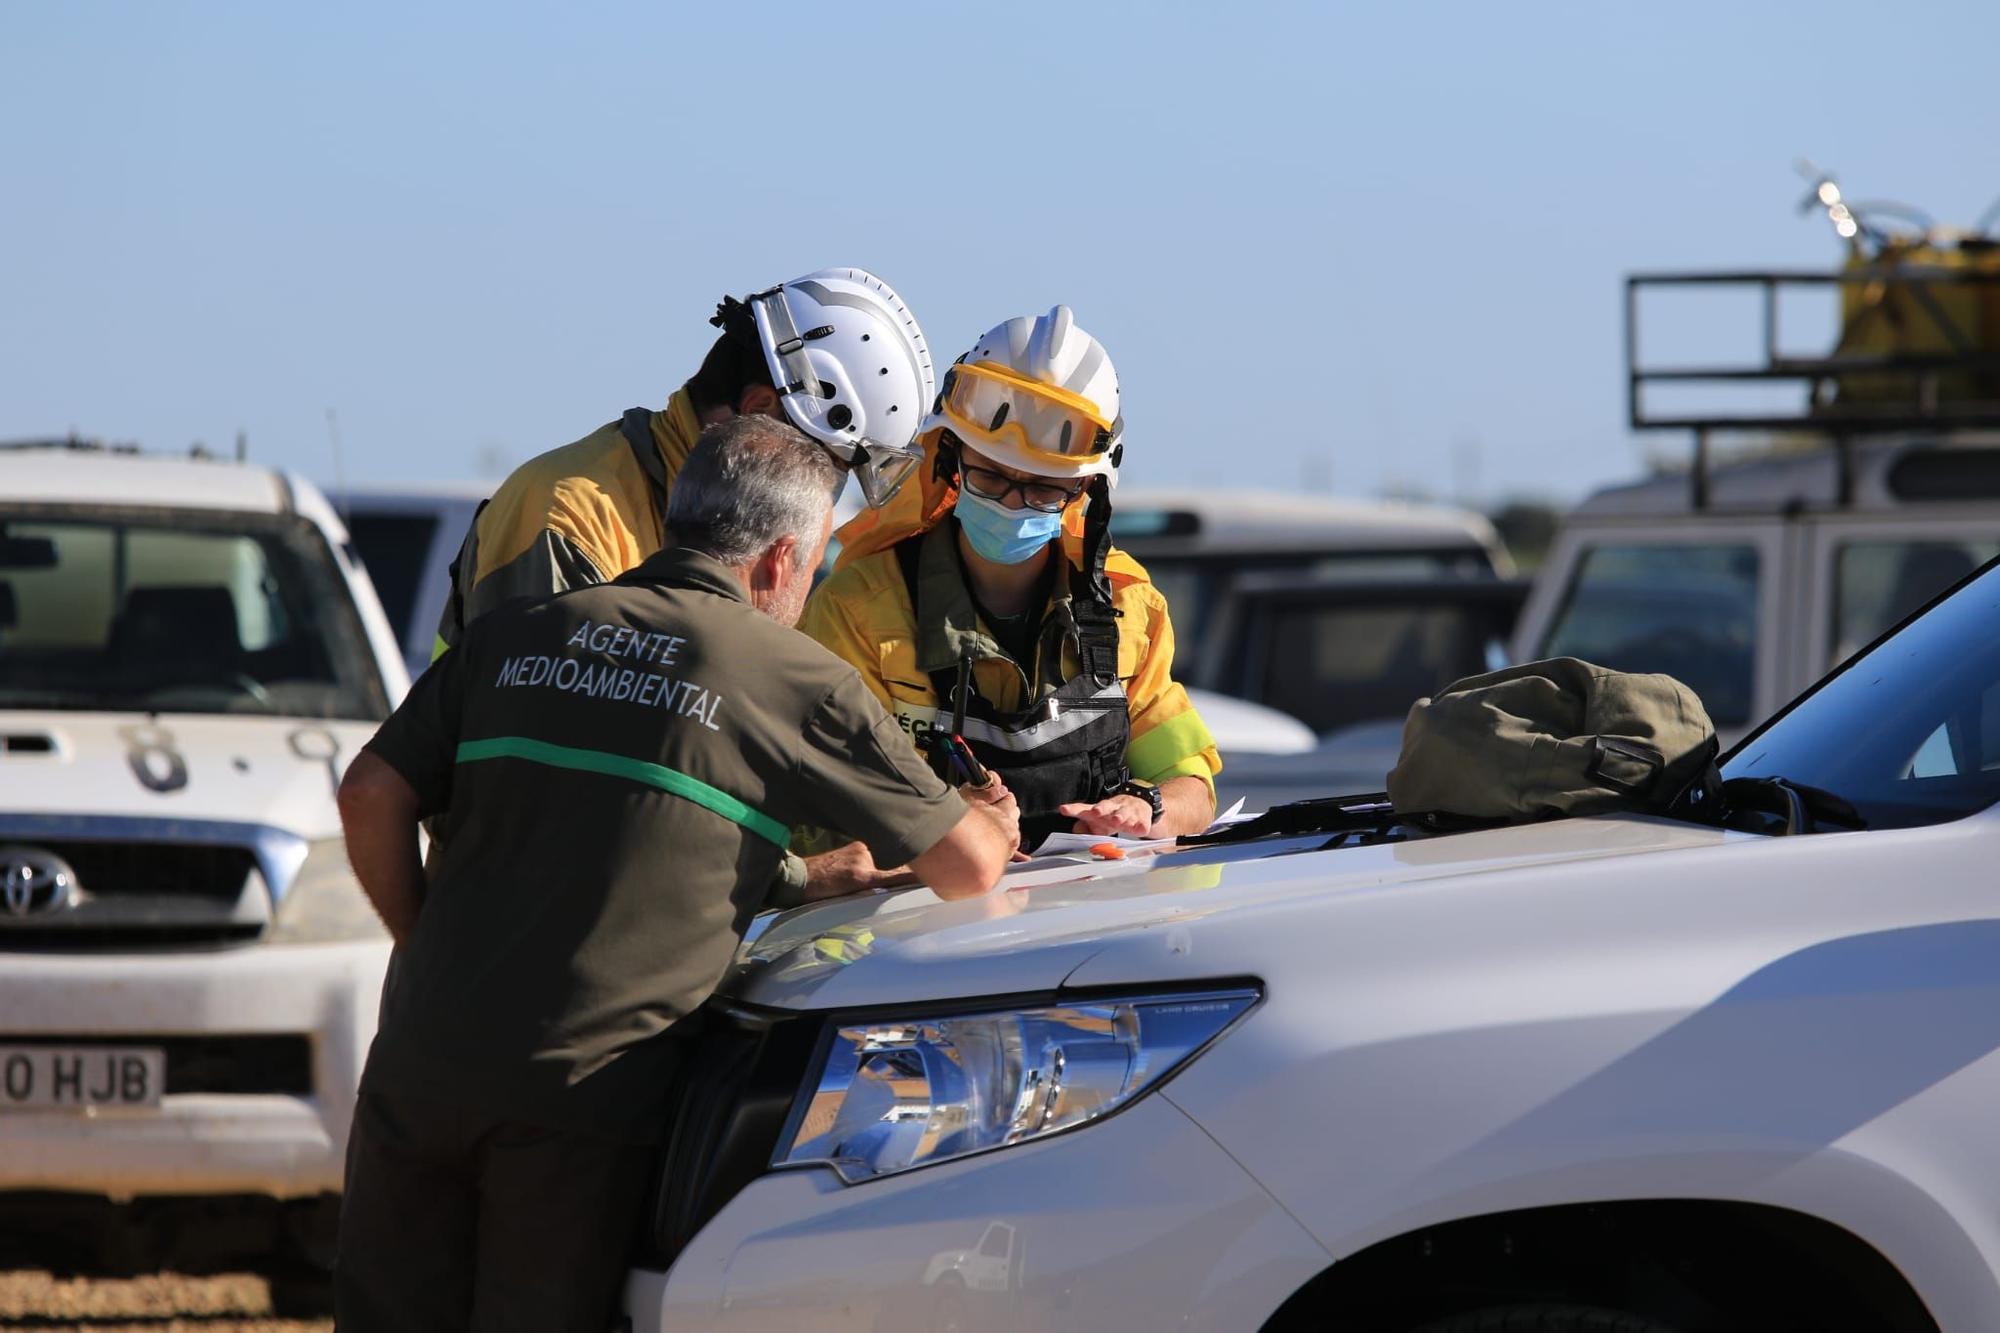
[{"left": 0, "top": 848, "right": 78, "bottom": 917}]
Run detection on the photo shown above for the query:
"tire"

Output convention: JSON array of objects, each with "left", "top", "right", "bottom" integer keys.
[
  {"left": 928, "top": 1275, "right": 970, "bottom": 1333},
  {"left": 1408, "top": 1305, "right": 1691, "bottom": 1333}
]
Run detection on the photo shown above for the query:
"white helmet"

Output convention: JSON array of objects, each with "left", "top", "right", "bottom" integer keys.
[
  {"left": 924, "top": 305, "right": 1122, "bottom": 483},
  {"left": 734, "top": 268, "right": 933, "bottom": 507}
]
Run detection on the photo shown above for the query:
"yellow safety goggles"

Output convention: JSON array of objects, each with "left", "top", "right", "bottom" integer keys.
[{"left": 936, "top": 360, "right": 1115, "bottom": 471}]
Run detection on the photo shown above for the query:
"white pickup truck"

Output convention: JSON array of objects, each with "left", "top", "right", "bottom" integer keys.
[
  {"left": 623, "top": 553, "right": 2000, "bottom": 1332},
  {"left": 0, "top": 443, "right": 406, "bottom": 1311}
]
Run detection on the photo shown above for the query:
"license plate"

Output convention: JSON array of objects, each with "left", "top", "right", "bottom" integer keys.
[{"left": 0, "top": 1047, "right": 165, "bottom": 1110}]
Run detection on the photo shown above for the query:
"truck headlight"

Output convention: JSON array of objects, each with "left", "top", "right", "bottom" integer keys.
[
  {"left": 268, "top": 838, "right": 389, "bottom": 944},
  {"left": 773, "top": 988, "right": 1258, "bottom": 1184}
]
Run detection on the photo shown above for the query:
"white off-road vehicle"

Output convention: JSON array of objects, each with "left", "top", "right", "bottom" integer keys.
[
  {"left": 622, "top": 551, "right": 2000, "bottom": 1332},
  {"left": 1517, "top": 214, "right": 2000, "bottom": 745},
  {"left": 0, "top": 443, "right": 406, "bottom": 1308}
]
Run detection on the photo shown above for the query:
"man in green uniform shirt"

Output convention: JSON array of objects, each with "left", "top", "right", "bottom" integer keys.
[{"left": 333, "top": 415, "right": 1019, "bottom": 1332}]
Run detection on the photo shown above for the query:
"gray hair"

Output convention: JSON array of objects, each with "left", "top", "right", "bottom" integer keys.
[{"left": 665, "top": 414, "right": 840, "bottom": 568}]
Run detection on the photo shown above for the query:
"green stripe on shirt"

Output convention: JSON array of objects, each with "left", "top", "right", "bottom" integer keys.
[{"left": 454, "top": 735, "right": 789, "bottom": 846}]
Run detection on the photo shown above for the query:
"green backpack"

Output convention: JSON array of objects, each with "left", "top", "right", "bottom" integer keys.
[{"left": 1386, "top": 658, "right": 1719, "bottom": 823}]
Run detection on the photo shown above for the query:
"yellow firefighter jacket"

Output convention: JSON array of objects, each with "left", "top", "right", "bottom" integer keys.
[
  {"left": 800, "top": 437, "right": 1220, "bottom": 797},
  {"left": 432, "top": 389, "right": 703, "bottom": 656}
]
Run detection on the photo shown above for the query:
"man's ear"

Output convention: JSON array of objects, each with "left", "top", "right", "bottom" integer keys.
[
  {"left": 751, "top": 537, "right": 800, "bottom": 595},
  {"left": 737, "top": 383, "right": 783, "bottom": 419}
]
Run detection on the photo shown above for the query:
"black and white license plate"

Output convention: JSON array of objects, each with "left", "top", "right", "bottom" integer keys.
[{"left": 0, "top": 1046, "right": 166, "bottom": 1110}]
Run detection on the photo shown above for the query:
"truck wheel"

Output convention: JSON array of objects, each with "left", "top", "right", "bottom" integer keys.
[
  {"left": 928, "top": 1275, "right": 969, "bottom": 1333},
  {"left": 1409, "top": 1305, "right": 1689, "bottom": 1333}
]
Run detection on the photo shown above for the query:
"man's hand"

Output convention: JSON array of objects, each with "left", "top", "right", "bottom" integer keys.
[
  {"left": 958, "top": 774, "right": 1013, "bottom": 808},
  {"left": 804, "top": 780, "right": 1019, "bottom": 901},
  {"left": 801, "top": 843, "right": 915, "bottom": 902},
  {"left": 1059, "top": 793, "right": 1155, "bottom": 838},
  {"left": 911, "top": 784, "right": 1021, "bottom": 900},
  {"left": 971, "top": 783, "right": 1021, "bottom": 844},
  {"left": 1060, "top": 776, "right": 1217, "bottom": 839}
]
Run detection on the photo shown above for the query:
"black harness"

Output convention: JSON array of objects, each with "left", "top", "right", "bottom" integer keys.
[
  {"left": 618, "top": 407, "right": 671, "bottom": 523},
  {"left": 892, "top": 526, "right": 1131, "bottom": 846}
]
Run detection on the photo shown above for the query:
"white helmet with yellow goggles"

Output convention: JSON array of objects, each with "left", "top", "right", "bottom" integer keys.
[
  {"left": 926, "top": 305, "right": 1122, "bottom": 483},
  {"left": 715, "top": 268, "right": 935, "bottom": 507}
]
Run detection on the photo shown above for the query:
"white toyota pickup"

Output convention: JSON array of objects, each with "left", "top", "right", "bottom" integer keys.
[
  {"left": 0, "top": 444, "right": 405, "bottom": 1310},
  {"left": 624, "top": 556, "right": 2000, "bottom": 1332}
]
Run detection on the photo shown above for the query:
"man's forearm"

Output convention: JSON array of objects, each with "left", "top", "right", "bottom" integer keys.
[
  {"left": 1159, "top": 775, "right": 1216, "bottom": 837},
  {"left": 801, "top": 843, "right": 914, "bottom": 902},
  {"left": 337, "top": 753, "right": 429, "bottom": 947},
  {"left": 349, "top": 828, "right": 427, "bottom": 947}
]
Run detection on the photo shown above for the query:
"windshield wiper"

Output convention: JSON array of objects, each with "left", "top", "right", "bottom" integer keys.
[
  {"left": 1721, "top": 775, "right": 1868, "bottom": 835},
  {"left": 1177, "top": 793, "right": 1399, "bottom": 848}
]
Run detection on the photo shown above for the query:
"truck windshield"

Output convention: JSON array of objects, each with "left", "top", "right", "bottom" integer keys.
[
  {"left": 1723, "top": 558, "right": 2000, "bottom": 829},
  {"left": 0, "top": 508, "right": 389, "bottom": 720},
  {"left": 1540, "top": 543, "right": 1760, "bottom": 725}
]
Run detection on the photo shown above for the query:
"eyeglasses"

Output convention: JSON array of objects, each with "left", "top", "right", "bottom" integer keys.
[{"left": 959, "top": 461, "right": 1086, "bottom": 513}]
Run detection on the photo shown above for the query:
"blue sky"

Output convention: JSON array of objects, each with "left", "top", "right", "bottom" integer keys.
[{"left": 6, "top": 2, "right": 1998, "bottom": 506}]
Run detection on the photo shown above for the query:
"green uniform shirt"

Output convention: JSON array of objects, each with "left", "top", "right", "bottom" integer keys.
[{"left": 360, "top": 547, "right": 962, "bottom": 1142}]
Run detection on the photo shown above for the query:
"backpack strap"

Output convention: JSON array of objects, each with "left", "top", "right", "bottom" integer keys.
[
  {"left": 619, "top": 408, "right": 670, "bottom": 524},
  {"left": 890, "top": 536, "right": 963, "bottom": 704}
]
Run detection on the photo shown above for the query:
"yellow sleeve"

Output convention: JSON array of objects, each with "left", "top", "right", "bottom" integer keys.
[
  {"left": 794, "top": 564, "right": 925, "bottom": 858},
  {"left": 1121, "top": 586, "right": 1221, "bottom": 790},
  {"left": 797, "top": 574, "right": 894, "bottom": 712}
]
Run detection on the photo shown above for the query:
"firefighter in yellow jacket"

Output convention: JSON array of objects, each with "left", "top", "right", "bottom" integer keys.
[
  {"left": 433, "top": 268, "right": 934, "bottom": 656},
  {"left": 801, "top": 306, "right": 1219, "bottom": 862}
]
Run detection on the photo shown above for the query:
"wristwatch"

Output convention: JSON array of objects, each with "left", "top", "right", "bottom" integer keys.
[{"left": 1112, "top": 779, "right": 1165, "bottom": 825}]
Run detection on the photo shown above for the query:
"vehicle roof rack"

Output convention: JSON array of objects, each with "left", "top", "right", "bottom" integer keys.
[
  {"left": 1626, "top": 264, "right": 2000, "bottom": 507},
  {"left": 0, "top": 433, "right": 141, "bottom": 455}
]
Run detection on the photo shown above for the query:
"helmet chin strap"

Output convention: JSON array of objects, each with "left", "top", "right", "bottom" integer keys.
[
  {"left": 1080, "top": 473, "right": 1115, "bottom": 607},
  {"left": 932, "top": 431, "right": 961, "bottom": 482}
]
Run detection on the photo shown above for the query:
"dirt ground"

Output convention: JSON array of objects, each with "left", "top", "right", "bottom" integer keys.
[{"left": 0, "top": 1271, "right": 330, "bottom": 1332}]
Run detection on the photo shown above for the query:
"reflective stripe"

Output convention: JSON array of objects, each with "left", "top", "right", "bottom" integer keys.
[
  {"left": 891, "top": 681, "right": 1126, "bottom": 753},
  {"left": 1127, "top": 708, "right": 1218, "bottom": 786},
  {"left": 454, "top": 736, "right": 788, "bottom": 846}
]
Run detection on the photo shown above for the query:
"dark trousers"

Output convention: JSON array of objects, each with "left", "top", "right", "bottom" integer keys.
[{"left": 336, "top": 1087, "right": 656, "bottom": 1333}]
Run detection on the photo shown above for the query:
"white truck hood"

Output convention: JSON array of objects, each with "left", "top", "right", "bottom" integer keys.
[
  {"left": 0, "top": 710, "right": 377, "bottom": 841},
  {"left": 723, "top": 816, "right": 1749, "bottom": 1012}
]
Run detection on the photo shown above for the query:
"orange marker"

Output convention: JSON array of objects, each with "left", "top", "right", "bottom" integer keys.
[{"left": 1089, "top": 842, "right": 1127, "bottom": 860}]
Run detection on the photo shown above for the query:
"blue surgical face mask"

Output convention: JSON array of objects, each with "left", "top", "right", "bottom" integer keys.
[{"left": 955, "top": 486, "right": 1063, "bottom": 565}]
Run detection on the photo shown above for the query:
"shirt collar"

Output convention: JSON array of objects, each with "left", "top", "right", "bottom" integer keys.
[{"left": 620, "top": 546, "right": 750, "bottom": 605}]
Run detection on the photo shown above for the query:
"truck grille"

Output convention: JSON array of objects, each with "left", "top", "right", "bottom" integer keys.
[
  {"left": 0, "top": 839, "right": 265, "bottom": 950},
  {"left": 641, "top": 1004, "right": 819, "bottom": 1268},
  {"left": 0, "top": 1035, "right": 312, "bottom": 1095},
  {"left": 53, "top": 842, "right": 257, "bottom": 902}
]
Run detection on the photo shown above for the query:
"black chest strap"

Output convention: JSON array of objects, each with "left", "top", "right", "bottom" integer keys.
[
  {"left": 891, "top": 531, "right": 1121, "bottom": 709},
  {"left": 618, "top": 408, "right": 671, "bottom": 525}
]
